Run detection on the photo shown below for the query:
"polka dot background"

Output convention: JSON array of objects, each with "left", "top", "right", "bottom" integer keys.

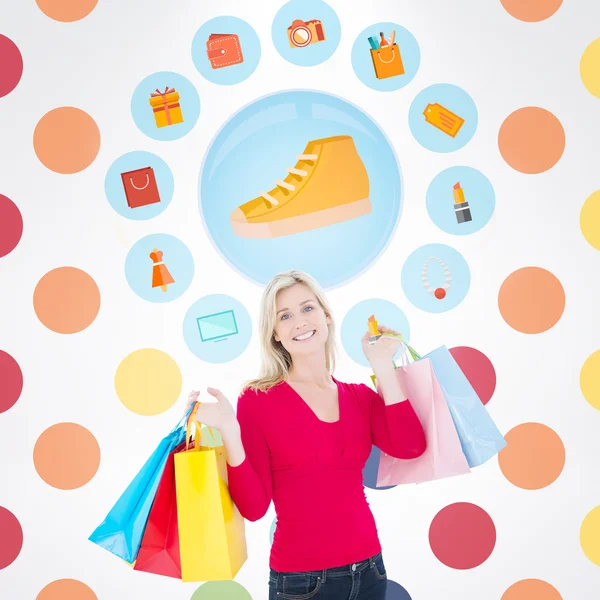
[
  {"left": 0, "top": 35, "right": 23, "bottom": 98},
  {"left": 0, "top": 0, "right": 598, "bottom": 598},
  {"left": 33, "top": 423, "right": 101, "bottom": 490},
  {"left": 33, "top": 267, "right": 101, "bottom": 334}
]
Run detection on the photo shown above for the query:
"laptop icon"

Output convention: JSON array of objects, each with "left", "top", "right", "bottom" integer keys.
[{"left": 196, "top": 309, "right": 239, "bottom": 342}]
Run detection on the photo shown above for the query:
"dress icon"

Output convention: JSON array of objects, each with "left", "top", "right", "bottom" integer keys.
[{"left": 150, "top": 248, "right": 175, "bottom": 292}]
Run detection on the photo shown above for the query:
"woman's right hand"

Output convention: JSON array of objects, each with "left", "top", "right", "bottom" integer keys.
[{"left": 185, "top": 387, "right": 238, "bottom": 433}]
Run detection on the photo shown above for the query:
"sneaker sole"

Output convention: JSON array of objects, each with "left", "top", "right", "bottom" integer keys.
[{"left": 231, "top": 197, "right": 372, "bottom": 239}]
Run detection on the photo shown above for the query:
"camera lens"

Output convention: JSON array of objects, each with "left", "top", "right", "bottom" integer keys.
[{"left": 291, "top": 26, "right": 311, "bottom": 47}]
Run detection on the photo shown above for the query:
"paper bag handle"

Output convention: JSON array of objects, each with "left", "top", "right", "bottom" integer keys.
[
  {"left": 185, "top": 401, "right": 215, "bottom": 451},
  {"left": 129, "top": 173, "right": 150, "bottom": 190},
  {"left": 376, "top": 45, "right": 397, "bottom": 64},
  {"left": 370, "top": 334, "right": 421, "bottom": 388}
]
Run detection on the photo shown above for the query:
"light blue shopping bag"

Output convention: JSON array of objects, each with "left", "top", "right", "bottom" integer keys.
[
  {"left": 379, "top": 333, "right": 506, "bottom": 468},
  {"left": 88, "top": 406, "right": 194, "bottom": 563},
  {"left": 420, "top": 345, "right": 507, "bottom": 467}
]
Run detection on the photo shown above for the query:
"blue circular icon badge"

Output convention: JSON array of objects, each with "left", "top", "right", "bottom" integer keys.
[
  {"left": 183, "top": 295, "right": 252, "bottom": 363},
  {"left": 192, "top": 16, "right": 261, "bottom": 85},
  {"left": 272, "top": 0, "right": 341, "bottom": 66},
  {"left": 426, "top": 166, "right": 495, "bottom": 235},
  {"left": 340, "top": 299, "right": 411, "bottom": 368},
  {"left": 199, "top": 90, "right": 402, "bottom": 288},
  {"left": 401, "top": 243, "right": 470, "bottom": 313},
  {"left": 408, "top": 83, "right": 478, "bottom": 152},
  {"left": 351, "top": 23, "right": 421, "bottom": 91},
  {"left": 125, "top": 233, "right": 194, "bottom": 302},
  {"left": 105, "top": 151, "right": 174, "bottom": 220},
  {"left": 131, "top": 71, "right": 200, "bottom": 141}
]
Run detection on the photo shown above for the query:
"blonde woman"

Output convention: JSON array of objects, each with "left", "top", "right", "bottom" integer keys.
[{"left": 187, "top": 270, "right": 426, "bottom": 599}]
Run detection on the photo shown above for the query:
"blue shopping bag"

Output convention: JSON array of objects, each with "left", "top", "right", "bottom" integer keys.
[
  {"left": 420, "top": 345, "right": 507, "bottom": 467},
  {"left": 88, "top": 407, "right": 194, "bottom": 563}
]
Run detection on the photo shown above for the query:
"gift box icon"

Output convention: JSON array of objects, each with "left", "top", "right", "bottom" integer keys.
[{"left": 149, "top": 87, "right": 184, "bottom": 128}]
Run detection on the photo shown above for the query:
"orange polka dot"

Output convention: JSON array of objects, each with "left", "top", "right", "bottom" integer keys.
[
  {"left": 498, "top": 267, "right": 565, "bottom": 334},
  {"left": 33, "top": 267, "right": 100, "bottom": 334},
  {"left": 37, "top": 578, "right": 97, "bottom": 600},
  {"left": 33, "top": 423, "right": 100, "bottom": 490},
  {"left": 35, "top": 0, "right": 98, "bottom": 22},
  {"left": 498, "top": 107, "right": 565, "bottom": 174},
  {"left": 498, "top": 423, "right": 565, "bottom": 490},
  {"left": 501, "top": 578, "right": 562, "bottom": 600},
  {"left": 33, "top": 107, "right": 100, "bottom": 174},
  {"left": 500, "top": 0, "right": 563, "bottom": 22}
]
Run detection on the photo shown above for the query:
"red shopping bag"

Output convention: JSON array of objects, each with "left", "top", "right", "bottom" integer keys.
[
  {"left": 121, "top": 167, "right": 161, "bottom": 208},
  {"left": 134, "top": 440, "right": 186, "bottom": 578}
]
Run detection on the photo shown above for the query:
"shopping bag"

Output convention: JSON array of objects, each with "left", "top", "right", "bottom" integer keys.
[
  {"left": 370, "top": 43, "right": 405, "bottom": 79},
  {"left": 133, "top": 440, "right": 187, "bottom": 579},
  {"left": 121, "top": 167, "right": 161, "bottom": 208},
  {"left": 88, "top": 408, "right": 193, "bottom": 563},
  {"left": 421, "top": 345, "right": 507, "bottom": 466},
  {"left": 174, "top": 405, "right": 247, "bottom": 582},
  {"left": 372, "top": 352, "right": 471, "bottom": 486}
]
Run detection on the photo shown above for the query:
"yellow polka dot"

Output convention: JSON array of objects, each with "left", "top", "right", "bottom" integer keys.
[
  {"left": 580, "top": 350, "right": 600, "bottom": 410},
  {"left": 581, "top": 505, "right": 600, "bottom": 566},
  {"left": 581, "top": 38, "right": 600, "bottom": 99},
  {"left": 580, "top": 190, "right": 600, "bottom": 250},
  {"left": 114, "top": 348, "right": 182, "bottom": 416}
]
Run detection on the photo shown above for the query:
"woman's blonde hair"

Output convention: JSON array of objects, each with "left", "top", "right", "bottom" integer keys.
[{"left": 242, "top": 270, "right": 338, "bottom": 393}]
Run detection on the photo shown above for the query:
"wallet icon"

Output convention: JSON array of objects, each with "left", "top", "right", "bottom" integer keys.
[{"left": 206, "top": 33, "right": 244, "bottom": 69}]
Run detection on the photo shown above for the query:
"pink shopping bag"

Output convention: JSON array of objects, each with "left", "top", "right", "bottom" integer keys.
[{"left": 374, "top": 356, "right": 471, "bottom": 486}]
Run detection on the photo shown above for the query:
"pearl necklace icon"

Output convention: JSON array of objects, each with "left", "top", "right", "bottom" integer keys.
[{"left": 421, "top": 256, "right": 451, "bottom": 299}]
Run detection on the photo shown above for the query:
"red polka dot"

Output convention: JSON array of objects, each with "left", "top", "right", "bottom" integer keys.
[
  {"left": 429, "top": 502, "right": 496, "bottom": 569},
  {"left": 0, "top": 195, "right": 23, "bottom": 258},
  {"left": 0, "top": 350, "right": 23, "bottom": 414},
  {"left": 0, "top": 507, "right": 23, "bottom": 570},
  {"left": 449, "top": 346, "right": 496, "bottom": 405},
  {"left": 0, "top": 35, "right": 23, "bottom": 98}
]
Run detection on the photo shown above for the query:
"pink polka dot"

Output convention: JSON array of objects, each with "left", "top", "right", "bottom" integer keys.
[
  {"left": 0, "top": 35, "right": 23, "bottom": 98},
  {"left": 449, "top": 346, "right": 496, "bottom": 405},
  {"left": 429, "top": 502, "right": 496, "bottom": 569},
  {"left": 0, "top": 507, "right": 23, "bottom": 570},
  {"left": 0, "top": 195, "right": 23, "bottom": 258},
  {"left": 0, "top": 350, "right": 23, "bottom": 414}
]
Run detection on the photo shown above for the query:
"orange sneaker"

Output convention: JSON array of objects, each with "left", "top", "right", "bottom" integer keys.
[{"left": 230, "top": 135, "right": 371, "bottom": 238}]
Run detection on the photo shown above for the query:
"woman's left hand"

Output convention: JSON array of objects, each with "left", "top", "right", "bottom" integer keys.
[{"left": 361, "top": 324, "right": 403, "bottom": 366}]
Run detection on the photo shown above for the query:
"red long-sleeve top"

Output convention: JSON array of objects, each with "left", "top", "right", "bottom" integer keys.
[{"left": 226, "top": 377, "right": 426, "bottom": 572}]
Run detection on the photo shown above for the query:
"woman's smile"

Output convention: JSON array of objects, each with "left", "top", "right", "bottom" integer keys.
[{"left": 293, "top": 329, "right": 316, "bottom": 342}]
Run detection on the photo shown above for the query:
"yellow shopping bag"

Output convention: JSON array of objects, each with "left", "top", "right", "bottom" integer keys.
[
  {"left": 174, "top": 404, "right": 247, "bottom": 582},
  {"left": 370, "top": 43, "right": 405, "bottom": 79}
]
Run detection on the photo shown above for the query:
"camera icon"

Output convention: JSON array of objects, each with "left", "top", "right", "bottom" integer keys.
[{"left": 287, "top": 19, "right": 326, "bottom": 48}]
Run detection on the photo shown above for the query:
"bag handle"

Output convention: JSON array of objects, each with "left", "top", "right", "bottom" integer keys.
[
  {"left": 370, "top": 333, "right": 421, "bottom": 388},
  {"left": 185, "top": 402, "right": 215, "bottom": 451},
  {"left": 376, "top": 46, "right": 397, "bottom": 64},
  {"left": 380, "top": 332, "right": 421, "bottom": 363},
  {"left": 129, "top": 173, "right": 150, "bottom": 191}
]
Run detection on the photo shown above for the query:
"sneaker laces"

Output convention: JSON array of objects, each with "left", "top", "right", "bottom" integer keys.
[{"left": 260, "top": 153, "right": 318, "bottom": 207}]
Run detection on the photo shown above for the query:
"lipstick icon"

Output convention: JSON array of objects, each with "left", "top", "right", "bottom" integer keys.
[
  {"left": 367, "top": 314, "right": 382, "bottom": 344},
  {"left": 453, "top": 182, "right": 472, "bottom": 224}
]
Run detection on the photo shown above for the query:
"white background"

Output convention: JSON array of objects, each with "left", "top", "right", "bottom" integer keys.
[{"left": 1, "top": 0, "right": 599, "bottom": 598}]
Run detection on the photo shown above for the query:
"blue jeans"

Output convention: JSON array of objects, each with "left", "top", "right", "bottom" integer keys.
[{"left": 268, "top": 551, "right": 387, "bottom": 599}]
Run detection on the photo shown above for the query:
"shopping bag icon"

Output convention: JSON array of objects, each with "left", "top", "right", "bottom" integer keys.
[
  {"left": 371, "top": 44, "right": 405, "bottom": 80},
  {"left": 121, "top": 167, "right": 161, "bottom": 208}
]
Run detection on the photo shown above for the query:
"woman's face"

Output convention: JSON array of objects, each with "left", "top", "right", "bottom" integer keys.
[{"left": 273, "top": 283, "right": 330, "bottom": 358}]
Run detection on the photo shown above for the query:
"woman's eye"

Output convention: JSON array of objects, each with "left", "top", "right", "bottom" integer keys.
[
  {"left": 304, "top": 306, "right": 313, "bottom": 312},
  {"left": 281, "top": 314, "right": 289, "bottom": 320}
]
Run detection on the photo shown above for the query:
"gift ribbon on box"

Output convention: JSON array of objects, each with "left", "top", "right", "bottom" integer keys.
[{"left": 151, "top": 87, "right": 179, "bottom": 126}]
